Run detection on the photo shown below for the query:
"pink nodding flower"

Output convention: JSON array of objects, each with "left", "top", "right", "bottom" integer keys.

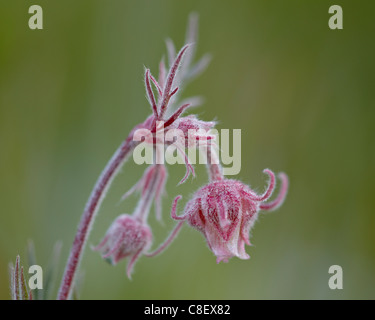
[
  {"left": 170, "top": 169, "right": 288, "bottom": 263},
  {"left": 93, "top": 214, "right": 152, "bottom": 278}
]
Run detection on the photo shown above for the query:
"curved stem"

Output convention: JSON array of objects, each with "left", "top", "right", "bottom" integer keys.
[
  {"left": 145, "top": 221, "right": 184, "bottom": 257},
  {"left": 133, "top": 164, "right": 163, "bottom": 223},
  {"left": 57, "top": 134, "right": 136, "bottom": 300},
  {"left": 205, "top": 146, "right": 223, "bottom": 181},
  {"left": 146, "top": 195, "right": 184, "bottom": 257}
]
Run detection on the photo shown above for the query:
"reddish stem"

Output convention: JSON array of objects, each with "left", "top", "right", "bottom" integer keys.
[
  {"left": 57, "top": 134, "right": 136, "bottom": 300},
  {"left": 134, "top": 164, "right": 163, "bottom": 223},
  {"left": 206, "top": 146, "right": 223, "bottom": 181}
]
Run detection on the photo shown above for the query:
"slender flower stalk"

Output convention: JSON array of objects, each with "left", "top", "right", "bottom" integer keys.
[
  {"left": 57, "top": 134, "right": 137, "bottom": 300},
  {"left": 145, "top": 221, "right": 185, "bottom": 258},
  {"left": 205, "top": 145, "right": 223, "bottom": 182},
  {"left": 131, "top": 164, "right": 165, "bottom": 223}
]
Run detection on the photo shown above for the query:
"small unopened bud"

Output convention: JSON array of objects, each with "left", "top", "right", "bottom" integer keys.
[{"left": 93, "top": 214, "right": 152, "bottom": 278}]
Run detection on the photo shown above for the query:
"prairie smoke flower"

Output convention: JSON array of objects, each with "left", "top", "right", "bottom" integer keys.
[
  {"left": 91, "top": 15, "right": 214, "bottom": 281},
  {"left": 171, "top": 169, "right": 289, "bottom": 263},
  {"left": 93, "top": 214, "right": 152, "bottom": 278},
  {"left": 53, "top": 11, "right": 289, "bottom": 300}
]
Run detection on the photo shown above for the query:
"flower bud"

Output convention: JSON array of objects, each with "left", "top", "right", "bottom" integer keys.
[{"left": 93, "top": 214, "right": 152, "bottom": 278}]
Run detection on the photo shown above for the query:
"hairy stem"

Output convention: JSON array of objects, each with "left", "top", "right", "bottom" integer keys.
[
  {"left": 57, "top": 134, "right": 136, "bottom": 300},
  {"left": 205, "top": 146, "right": 223, "bottom": 181},
  {"left": 133, "top": 164, "right": 163, "bottom": 223}
]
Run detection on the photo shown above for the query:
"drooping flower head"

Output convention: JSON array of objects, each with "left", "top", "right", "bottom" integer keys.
[
  {"left": 171, "top": 169, "right": 289, "bottom": 263},
  {"left": 93, "top": 214, "right": 152, "bottom": 278}
]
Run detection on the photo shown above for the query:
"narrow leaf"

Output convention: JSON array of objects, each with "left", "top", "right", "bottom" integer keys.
[
  {"left": 14, "top": 256, "right": 20, "bottom": 300},
  {"left": 20, "top": 267, "right": 29, "bottom": 300},
  {"left": 8, "top": 263, "right": 15, "bottom": 300},
  {"left": 159, "top": 45, "right": 189, "bottom": 117}
]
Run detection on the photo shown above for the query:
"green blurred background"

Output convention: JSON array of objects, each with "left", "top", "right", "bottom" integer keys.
[{"left": 0, "top": 0, "right": 374, "bottom": 299}]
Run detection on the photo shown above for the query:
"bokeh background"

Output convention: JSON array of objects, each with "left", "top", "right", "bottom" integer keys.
[{"left": 0, "top": 0, "right": 374, "bottom": 300}]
